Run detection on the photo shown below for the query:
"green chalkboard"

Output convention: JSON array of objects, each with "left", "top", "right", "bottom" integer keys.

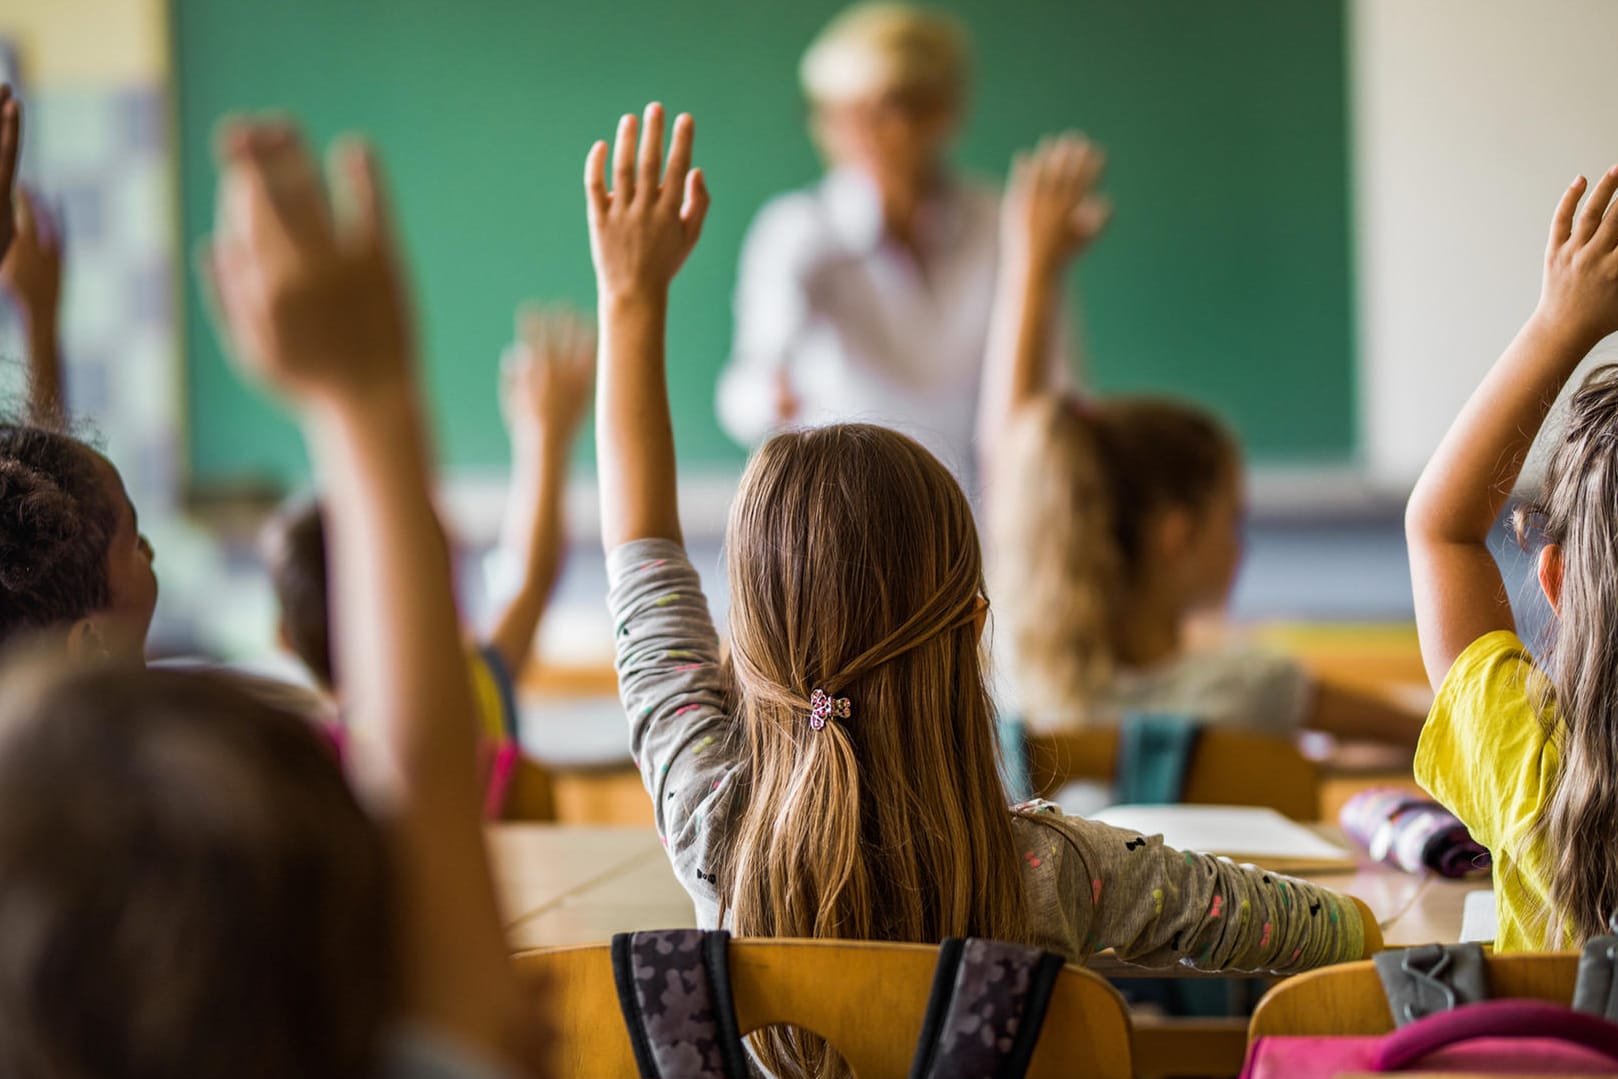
[{"left": 176, "top": 0, "right": 1352, "bottom": 488}]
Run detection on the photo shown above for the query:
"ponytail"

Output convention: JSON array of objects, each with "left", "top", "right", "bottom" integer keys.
[
  {"left": 991, "top": 396, "right": 1125, "bottom": 723},
  {"left": 716, "top": 424, "right": 1027, "bottom": 1079},
  {"left": 990, "top": 393, "right": 1237, "bottom": 728}
]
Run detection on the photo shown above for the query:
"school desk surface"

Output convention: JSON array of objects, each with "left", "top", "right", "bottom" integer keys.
[{"left": 488, "top": 823, "right": 1482, "bottom": 957}]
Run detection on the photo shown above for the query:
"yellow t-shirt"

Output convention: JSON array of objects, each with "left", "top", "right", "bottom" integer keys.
[{"left": 1414, "top": 630, "right": 1565, "bottom": 952}]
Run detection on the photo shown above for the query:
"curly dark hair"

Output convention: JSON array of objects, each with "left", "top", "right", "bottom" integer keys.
[{"left": 0, "top": 423, "right": 118, "bottom": 648}]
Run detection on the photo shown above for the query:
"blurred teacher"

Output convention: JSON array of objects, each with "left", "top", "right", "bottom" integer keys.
[{"left": 716, "top": 2, "right": 1078, "bottom": 489}]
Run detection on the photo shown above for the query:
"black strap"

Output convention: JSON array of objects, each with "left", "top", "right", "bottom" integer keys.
[
  {"left": 610, "top": 929, "right": 748, "bottom": 1079},
  {"left": 909, "top": 937, "right": 1069, "bottom": 1079},
  {"left": 1374, "top": 943, "right": 1490, "bottom": 1026},
  {"left": 1574, "top": 935, "right": 1618, "bottom": 1021}
]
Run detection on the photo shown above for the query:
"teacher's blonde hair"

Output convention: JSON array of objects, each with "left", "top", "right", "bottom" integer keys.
[{"left": 800, "top": 2, "right": 969, "bottom": 108}]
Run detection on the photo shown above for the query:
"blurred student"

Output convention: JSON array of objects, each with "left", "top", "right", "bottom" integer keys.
[
  {"left": 590, "top": 100, "right": 1377, "bottom": 1079},
  {"left": 983, "top": 136, "right": 1423, "bottom": 749},
  {"left": 1408, "top": 165, "right": 1618, "bottom": 950},
  {"left": 0, "top": 103, "right": 532, "bottom": 1075},
  {"left": 265, "top": 305, "right": 591, "bottom": 814},
  {"left": 716, "top": 2, "right": 1089, "bottom": 489}
]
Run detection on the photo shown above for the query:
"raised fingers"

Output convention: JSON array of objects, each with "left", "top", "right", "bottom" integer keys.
[
  {"left": 1548, "top": 175, "right": 1586, "bottom": 252},
  {"left": 637, "top": 103, "right": 665, "bottom": 201},
  {"left": 325, "top": 138, "right": 388, "bottom": 251},
  {"left": 680, "top": 167, "right": 711, "bottom": 243},
  {"left": 585, "top": 140, "right": 610, "bottom": 218},
  {"left": 660, "top": 113, "right": 695, "bottom": 210},
  {"left": 1573, "top": 164, "right": 1618, "bottom": 245},
  {"left": 1593, "top": 165, "right": 1618, "bottom": 250},
  {"left": 611, "top": 112, "right": 638, "bottom": 204}
]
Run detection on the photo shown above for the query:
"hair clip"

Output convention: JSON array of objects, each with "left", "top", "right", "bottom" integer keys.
[{"left": 808, "top": 688, "right": 852, "bottom": 731}]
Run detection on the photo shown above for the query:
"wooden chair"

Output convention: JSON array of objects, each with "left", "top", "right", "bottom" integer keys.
[
  {"left": 516, "top": 937, "right": 1134, "bottom": 1078},
  {"left": 1249, "top": 953, "right": 1583, "bottom": 1039},
  {"left": 1026, "top": 726, "right": 1322, "bottom": 820}
]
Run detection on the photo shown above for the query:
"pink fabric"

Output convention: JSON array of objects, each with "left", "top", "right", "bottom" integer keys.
[{"left": 1244, "top": 1000, "right": 1618, "bottom": 1078}]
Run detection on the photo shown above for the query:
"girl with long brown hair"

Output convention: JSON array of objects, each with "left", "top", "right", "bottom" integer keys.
[
  {"left": 982, "top": 135, "right": 1425, "bottom": 748},
  {"left": 587, "top": 103, "right": 1378, "bottom": 1076},
  {"left": 1409, "top": 163, "right": 1618, "bottom": 950}
]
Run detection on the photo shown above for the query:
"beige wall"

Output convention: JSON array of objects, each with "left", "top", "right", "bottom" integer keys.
[
  {"left": 1352, "top": 0, "right": 1618, "bottom": 488},
  {"left": 0, "top": 0, "right": 167, "bottom": 84}
]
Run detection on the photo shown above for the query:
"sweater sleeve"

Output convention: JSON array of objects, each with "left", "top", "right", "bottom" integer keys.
[
  {"left": 606, "top": 539, "right": 741, "bottom": 880},
  {"left": 1047, "top": 815, "right": 1366, "bottom": 973}
]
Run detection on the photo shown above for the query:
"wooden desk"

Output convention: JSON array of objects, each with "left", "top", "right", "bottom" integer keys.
[{"left": 490, "top": 823, "right": 1484, "bottom": 954}]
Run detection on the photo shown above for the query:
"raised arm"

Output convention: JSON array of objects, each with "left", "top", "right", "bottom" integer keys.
[
  {"left": 978, "top": 134, "right": 1109, "bottom": 462},
  {"left": 586, "top": 102, "right": 709, "bottom": 550},
  {"left": 1, "top": 188, "right": 65, "bottom": 422},
  {"left": 1407, "top": 167, "right": 1618, "bottom": 688},
  {"left": 0, "top": 86, "right": 18, "bottom": 267},
  {"left": 205, "top": 121, "right": 522, "bottom": 1065},
  {"left": 486, "top": 303, "right": 593, "bottom": 675}
]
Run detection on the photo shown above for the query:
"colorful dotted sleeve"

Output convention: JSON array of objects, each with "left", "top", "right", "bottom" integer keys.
[
  {"left": 605, "top": 539, "right": 740, "bottom": 906},
  {"left": 1038, "top": 814, "right": 1367, "bottom": 973}
]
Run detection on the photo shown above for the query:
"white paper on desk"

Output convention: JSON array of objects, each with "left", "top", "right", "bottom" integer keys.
[
  {"left": 1460, "top": 889, "right": 1497, "bottom": 944},
  {"left": 1091, "top": 805, "right": 1354, "bottom": 867}
]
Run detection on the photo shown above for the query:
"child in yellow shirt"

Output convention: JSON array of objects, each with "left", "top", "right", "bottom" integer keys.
[{"left": 1408, "top": 164, "right": 1618, "bottom": 949}]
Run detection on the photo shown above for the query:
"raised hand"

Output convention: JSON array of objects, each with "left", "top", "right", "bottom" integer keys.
[
  {"left": 1002, "top": 132, "right": 1111, "bottom": 278},
  {"left": 0, "top": 87, "right": 19, "bottom": 265},
  {"left": 501, "top": 303, "right": 595, "bottom": 448},
  {"left": 585, "top": 103, "right": 710, "bottom": 300},
  {"left": 1, "top": 188, "right": 64, "bottom": 323},
  {"left": 205, "top": 119, "right": 412, "bottom": 407},
  {"left": 1538, "top": 166, "right": 1618, "bottom": 349}
]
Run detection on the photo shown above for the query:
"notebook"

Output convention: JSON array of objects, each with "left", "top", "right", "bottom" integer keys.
[
  {"left": 1460, "top": 889, "right": 1498, "bottom": 944},
  {"left": 1091, "top": 804, "right": 1357, "bottom": 873}
]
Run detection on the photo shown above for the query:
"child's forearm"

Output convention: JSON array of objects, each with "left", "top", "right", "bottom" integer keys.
[
  {"left": 981, "top": 257, "right": 1061, "bottom": 450},
  {"left": 23, "top": 307, "right": 62, "bottom": 423},
  {"left": 597, "top": 292, "right": 682, "bottom": 549},
  {"left": 307, "top": 382, "right": 519, "bottom": 1045},
  {"left": 487, "top": 432, "right": 569, "bottom": 675},
  {"left": 1407, "top": 311, "right": 1593, "bottom": 547}
]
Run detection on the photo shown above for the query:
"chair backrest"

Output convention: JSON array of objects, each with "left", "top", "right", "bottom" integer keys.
[
  {"left": 516, "top": 937, "right": 1133, "bottom": 1078},
  {"left": 1248, "top": 953, "right": 1584, "bottom": 1039},
  {"left": 1026, "top": 726, "right": 1321, "bottom": 820}
]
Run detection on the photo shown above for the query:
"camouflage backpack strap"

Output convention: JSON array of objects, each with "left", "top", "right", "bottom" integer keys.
[
  {"left": 908, "top": 937, "right": 1068, "bottom": 1079},
  {"left": 611, "top": 929, "right": 749, "bottom": 1079}
]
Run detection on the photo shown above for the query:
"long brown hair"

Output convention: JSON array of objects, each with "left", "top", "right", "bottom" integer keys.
[
  {"left": 715, "top": 424, "right": 1027, "bottom": 1077},
  {"left": 0, "top": 657, "right": 393, "bottom": 1078},
  {"left": 1518, "top": 364, "right": 1618, "bottom": 945},
  {"left": 990, "top": 393, "right": 1237, "bottom": 724}
]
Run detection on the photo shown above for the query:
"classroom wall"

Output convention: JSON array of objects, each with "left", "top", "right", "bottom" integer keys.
[{"left": 1352, "top": 0, "right": 1618, "bottom": 488}]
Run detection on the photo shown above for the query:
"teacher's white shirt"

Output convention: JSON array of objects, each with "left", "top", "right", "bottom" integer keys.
[{"left": 717, "top": 167, "right": 1060, "bottom": 495}]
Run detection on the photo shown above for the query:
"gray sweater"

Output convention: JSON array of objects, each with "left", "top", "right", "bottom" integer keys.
[{"left": 608, "top": 539, "right": 1364, "bottom": 973}]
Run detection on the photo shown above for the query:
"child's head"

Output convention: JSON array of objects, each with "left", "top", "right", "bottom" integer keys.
[
  {"left": 263, "top": 498, "right": 335, "bottom": 691},
  {"left": 990, "top": 393, "right": 1241, "bottom": 720},
  {"left": 1518, "top": 364, "right": 1618, "bottom": 942},
  {"left": 801, "top": 3, "right": 967, "bottom": 199},
  {"left": 0, "top": 423, "right": 157, "bottom": 658},
  {"left": 0, "top": 658, "right": 392, "bottom": 1077},
  {"left": 720, "top": 423, "right": 1024, "bottom": 941}
]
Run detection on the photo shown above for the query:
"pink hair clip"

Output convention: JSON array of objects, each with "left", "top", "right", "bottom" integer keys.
[{"left": 808, "top": 688, "right": 852, "bottom": 731}]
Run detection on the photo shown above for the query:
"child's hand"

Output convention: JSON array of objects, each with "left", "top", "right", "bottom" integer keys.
[
  {"left": 0, "top": 188, "right": 63, "bottom": 322},
  {"left": 0, "top": 87, "right": 21, "bottom": 265},
  {"left": 585, "top": 103, "right": 710, "bottom": 301},
  {"left": 1002, "top": 133, "right": 1111, "bottom": 278},
  {"left": 501, "top": 303, "right": 595, "bottom": 447},
  {"left": 1537, "top": 166, "right": 1618, "bottom": 348},
  {"left": 205, "top": 119, "right": 414, "bottom": 409}
]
